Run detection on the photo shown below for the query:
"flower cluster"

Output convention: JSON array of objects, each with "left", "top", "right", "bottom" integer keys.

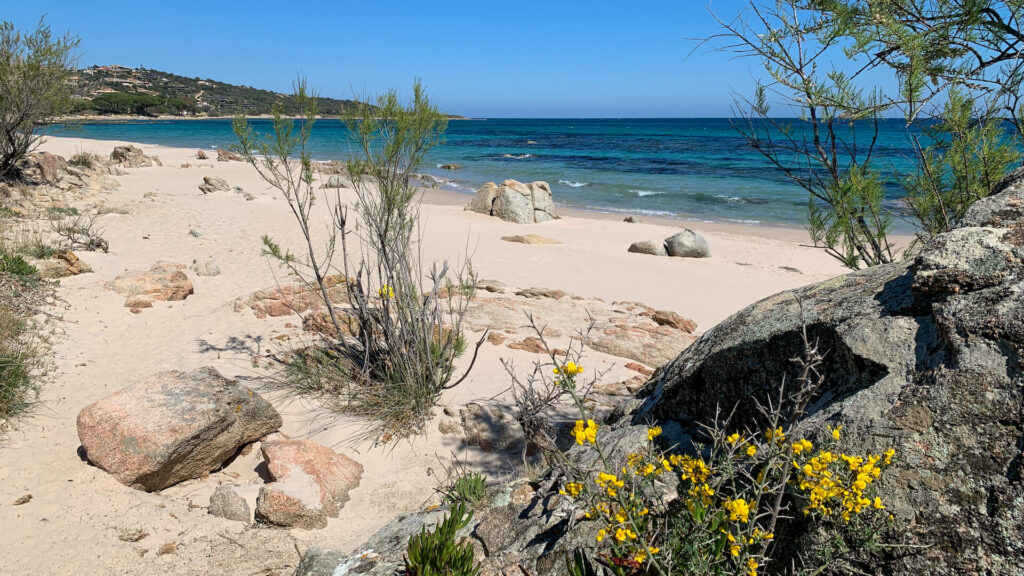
[
  {"left": 377, "top": 284, "right": 394, "bottom": 299},
  {"left": 791, "top": 432, "right": 895, "bottom": 523},
  {"left": 573, "top": 419, "right": 598, "bottom": 445}
]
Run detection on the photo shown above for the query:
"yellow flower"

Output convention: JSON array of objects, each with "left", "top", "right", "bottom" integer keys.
[
  {"left": 873, "top": 497, "right": 885, "bottom": 510},
  {"left": 596, "top": 528, "right": 606, "bottom": 542},
  {"left": 723, "top": 498, "right": 752, "bottom": 523},
  {"left": 746, "top": 557, "right": 759, "bottom": 576},
  {"left": 647, "top": 426, "right": 662, "bottom": 441},
  {"left": 829, "top": 425, "right": 842, "bottom": 441},
  {"left": 730, "top": 544, "right": 741, "bottom": 557},
  {"left": 378, "top": 284, "right": 394, "bottom": 298},
  {"left": 572, "top": 419, "right": 598, "bottom": 445},
  {"left": 553, "top": 361, "right": 584, "bottom": 376},
  {"left": 559, "top": 482, "right": 583, "bottom": 498},
  {"left": 726, "top": 432, "right": 741, "bottom": 445},
  {"left": 792, "top": 438, "right": 813, "bottom": 454},
  {"left": 746, "top": 445, "right": 757, "bottom": 457}
]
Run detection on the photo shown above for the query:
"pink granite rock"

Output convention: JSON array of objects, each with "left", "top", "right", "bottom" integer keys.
[
  {"left": 254, "top": 439, "right": 363, "bottom": 529},
  {"left": 76, "top": 367, "right": 281, "bottom": 492}
]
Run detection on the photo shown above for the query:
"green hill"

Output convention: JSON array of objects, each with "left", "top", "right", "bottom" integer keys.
[{"left": 71, "top": 65, "right": 369, "bottom": 117}]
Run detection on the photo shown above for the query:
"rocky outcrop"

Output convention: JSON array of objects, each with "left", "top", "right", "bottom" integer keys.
[
  {"left": 31, "top": 250, "right": 91, "bottom": 279},
  {"left": 195, "top": 150, "right": 209, "bottom": 160},
  {"left": 18, "top": 152, "right": 68, "bottom": 184},
  {"left": 76, "top": 367, "right": 281, "bottom": 491},
  {"left": 466, "top": 180, "right": 559, "bottom": 224},
  {"left": 216, "top": 147, "right": 243, "bottom": 162},
  {"left": 664, "top": 229, "right": 710, "bottom": 258},
  {"left": 462, "top": 285, "right": 698, "bottom": 367},
  {"left": 198, "top": 176, "right": 231, "bottom": 194},
  {"left": 254, "top": 439, "right": 363, "bottom": 530},
  {"left": 110, "top": 145, "right": 160, "bottom": 168},
  {"left": 232, "top": 276, "right": 351, "bottom": 319},
  {"left": 633, "top": 180, "right": 1024, "bottom": 575},
  {"left": 106, "top": 261, "right": 194, "bottom": 310}
]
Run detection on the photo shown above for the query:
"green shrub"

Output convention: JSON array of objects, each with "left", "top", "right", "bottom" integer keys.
[
  {"left": 404, "top": 503, "right": 478, "bottom": 576},
  {"left": 443, "top": 472, "right": 488, "bottom": 509},
  {"left": 1, "top": 254, "right": 37, "bottom": 280}
]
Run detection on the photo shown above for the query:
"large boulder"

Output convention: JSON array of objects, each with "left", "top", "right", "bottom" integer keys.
[
  {"left": 198, "top": 176, "right": 231, "bottom": 194},
  {"left": 664, "top": 229, "right": 710, "bottom": 258},
  {"left": 637, "top": 179, "right": 1024, "bottom": 575},
  {"left": 466, "top": 180, "right": 559, "bottom": 223},
  {"left": 254, "top": 439, "right": 363, "bottom": 530},
  {"left": 18, "top": 152, "right": 68, "bottom": 184},
  {"left": 76, "top": 367, "right": 282, "bottom": 491}
]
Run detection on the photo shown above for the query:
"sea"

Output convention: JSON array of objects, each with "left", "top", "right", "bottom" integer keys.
[{"left": 50, "top": 118, "right": 943, "bottom": 230}]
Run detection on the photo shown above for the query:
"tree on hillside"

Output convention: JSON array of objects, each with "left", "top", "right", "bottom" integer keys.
[{"left": 0, "top": 19, "right": 79, "bottom": 180}]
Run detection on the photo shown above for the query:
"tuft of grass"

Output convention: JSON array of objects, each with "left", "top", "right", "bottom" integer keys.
[
  {"left": 0, "top": 300, "right": 45, "bottom": 422},
  {"left": 443, "top": 472, "right": 488, "bottom": 509},
  {"left": 46, "top": 205, "right": 78, "bottom": 218}
]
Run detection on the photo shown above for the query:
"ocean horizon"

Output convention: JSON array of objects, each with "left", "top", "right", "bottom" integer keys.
[{"left": 50, "top": 117, "right": 951, "bottom": 231}]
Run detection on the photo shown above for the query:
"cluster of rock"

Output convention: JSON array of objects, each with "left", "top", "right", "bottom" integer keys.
[
  {"left": 3, "top": 150, "right": 123, "bottom": 217},
  {"left": 110, "top": 145, "right": 161, "bottom": 168},
  {"left": 76, "top": 367, "right": 363, "bottom": 530},
  {"left": 629, "top": 228, "right": 710, "bottom": 258},
  {"left": 466, "top": 179, "right": 559, "bottom": 224},
  {"left": 216, "top": 147, "right": 243, "bottom": 162},
  {"left": 105, "top": 261, "right": 194, "bottom": 313},
  {"left": 197, "top": 176, "right": 252, "bottom": 199}
]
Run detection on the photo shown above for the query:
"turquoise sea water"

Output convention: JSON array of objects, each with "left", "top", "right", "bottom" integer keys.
[{"left": 53, "top": 118, "right": 936, "bottom": 228}]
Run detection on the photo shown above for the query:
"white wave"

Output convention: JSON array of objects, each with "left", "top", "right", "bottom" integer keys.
[
  {"left": 558, "top": 180, "right": 588, "bottom": 188},
  {"left": 501, "top": 153, "right": 533, "bottom": 159},
  {"left": 714, "top": 194, "right": 743, "bottom": 203},
  {"left": 630, "top": 189, "right": 665, "bottom": 197}
]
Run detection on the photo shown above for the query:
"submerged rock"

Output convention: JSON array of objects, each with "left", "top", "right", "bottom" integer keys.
[{"left": 76, "top": 367, "right": 281, "bottom": 491}]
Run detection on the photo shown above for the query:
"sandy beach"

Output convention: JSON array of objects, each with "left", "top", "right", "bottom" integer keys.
[{"left": 0, "top": 135, "right": 852, "bottom": 575}]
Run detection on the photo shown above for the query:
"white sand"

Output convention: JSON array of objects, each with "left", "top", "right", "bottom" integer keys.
[{"left": 0, "top": 136, "right": 851, "bottom": 575}]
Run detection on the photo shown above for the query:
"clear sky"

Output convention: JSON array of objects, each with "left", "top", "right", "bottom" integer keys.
[{"left": 3, "top": 0, "right": 849, "bottom": 118}]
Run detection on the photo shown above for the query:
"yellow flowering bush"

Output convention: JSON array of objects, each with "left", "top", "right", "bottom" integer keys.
[{"left": 541, "top": 329, "right": 899, "bottom": 576}]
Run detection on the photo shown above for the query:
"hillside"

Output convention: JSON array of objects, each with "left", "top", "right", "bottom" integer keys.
[{"left": 71, "top": 65, "right": 369, "bottom": 117}]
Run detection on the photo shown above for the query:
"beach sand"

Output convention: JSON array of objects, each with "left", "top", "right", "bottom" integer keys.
[{"left": 0, "top": 135, "right": 853, "bottom": 575}]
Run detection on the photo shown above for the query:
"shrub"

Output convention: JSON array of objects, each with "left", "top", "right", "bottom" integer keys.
[
  {"left": 442, "top": 471, "right": 488, "bottom": 509},
  {"left": 404, "top": 502, "right": 479, "bottom": 576},
  {"left": 508, "top": 321, "right": 899, "bottom": 575},
  {"left": 0, "top": 254, "right": 37, "bottom": 280},
  {"left": 234, "top": 79, "right": 484, "bottom": 441},
  {"left": 0, "top": 18, "right": 79, "bottom": 180},
  {"left": 50, "top": 213, "right": 108, "bottom": 252}
]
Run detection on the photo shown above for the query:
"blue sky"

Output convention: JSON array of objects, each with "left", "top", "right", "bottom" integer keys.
[{"left": 5, "top": 0, "right": 856, "bottom": 117}]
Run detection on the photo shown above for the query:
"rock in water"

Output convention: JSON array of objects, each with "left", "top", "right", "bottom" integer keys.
[
  {"left": 627, "top": 240, "right": 667, "bottom": 256},
  {"left": 641, "top": 179, "right": 1024, "bottom": 575},
  {"left": 465, "top": 179, "right": 559, "bottom": 223},
  {"left": 664, "top": 229, "right": 710, "bottom": 258},
  {"left": 254, "top": 439, "right": 363, "bottom": 529},
  {"left": 208, "top": 485, "right": 251, "bottom": 523},
  {"left": 76, "top": 367, "right": 282, "bottom": 491}
]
